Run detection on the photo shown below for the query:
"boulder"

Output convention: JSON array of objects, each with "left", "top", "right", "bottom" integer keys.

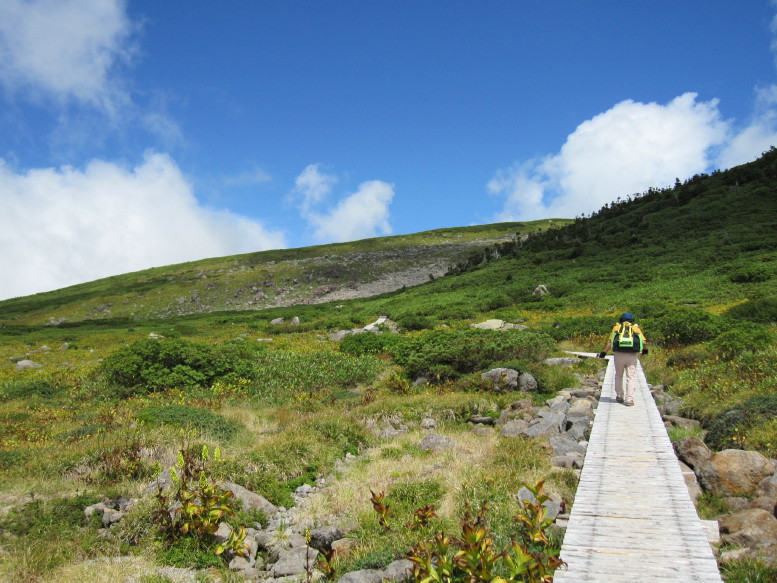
[
  {"left": 221, "top": 481, "right": 279, "bottom": 516},
  {"left": 290, "top": 316, "right": 301, "bottom": 326},
  {"left": 419, "top": 433, "right": 455, "bottom": 452},
  {"left": 337, "top": 560, "right": 413, "bottom": 583},
  {"left": 552, "top": 453, "right": 584, "bottom": 469},
  {"left": 471, "top": 426, "right": 495, "bottom": 437},
  {"left": 697, "top": 450, "right": 774, "bottom": 496},
  {"left": 549, "top": 435, "right": 586, "bottom": 457},
  {"left": 329, "top": 330, "right": 353, "bottom": 341},
  {"left": 14, "top": 359, "right": 41, "bottom": 370},
  {"left": 756, "top": 473, "right": 777, "bottom": 499},
  {"left": 719, "top": 508, "right": 777, "bottom": 548},
  {"left": 499, "top": 420, "right": 530, "bottom": 437},
  {"left": 270, "top": 317, "right": 284, "bottom": 325},
  {"left": 747, "top": 496, "right": 777, "bottom": 515},
  {"left": 309, "top": 526, "right": 348, "bottom": 551},
  {"left": 674, "top": 437, "right": 711, "bottom": 471},
  {"left": 663, "top": 415, "right": 701, "bottom": 430},
  {"left": 518, "top": 372, "right": 538, "bottom": 392},
  {"left": 481, "top": 368, "right": 519, "bottom": 392},
  {"left": 521, "top": 413, "right": 565, "bottom": 438},
  {"left": 532, "top": 285, "right": 549, "bottom": 297},
  {"left": 420, "top": 418, "right": 436, "bottom": 430},
  {"left": 564, "top": 417, "right": 591, "bottom": 441},
  {"left": 543, "top": 357, "right": 578, "bottom": 367},
  {"left": 271, "top": 546, "right": 318, "bottom": 577}
]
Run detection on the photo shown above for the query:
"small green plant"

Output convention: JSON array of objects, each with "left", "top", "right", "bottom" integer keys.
[
  {"left": 152, "top": 445, "right": 247, "bottom": 564},
  {"left": 407, "top": 504, "right": 438, "bottom": 530},
  {"left": 370, "top": 489, "right": 391, "bottom": 530},
  {"left": 406, "top": 481, "right": 564, "bottom": 583}
]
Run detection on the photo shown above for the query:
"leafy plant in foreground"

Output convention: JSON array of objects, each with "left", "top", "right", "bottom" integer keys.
[{"left": 407, "top": 481, "right": 564, "bottom": 583}]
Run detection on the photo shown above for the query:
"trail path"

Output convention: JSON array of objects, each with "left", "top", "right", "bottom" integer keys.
[{"left": 554, "top": 354, "right": 722, "bottom": 583}]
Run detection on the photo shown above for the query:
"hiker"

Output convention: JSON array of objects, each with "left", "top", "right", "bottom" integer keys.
[{"left": 598, "top": 312, "right": 648, "bottom": 406}]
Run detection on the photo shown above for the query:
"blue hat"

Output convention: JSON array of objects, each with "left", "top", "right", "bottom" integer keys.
[{"left": 619, "top": 312, "right": 634, "bottom": 322}]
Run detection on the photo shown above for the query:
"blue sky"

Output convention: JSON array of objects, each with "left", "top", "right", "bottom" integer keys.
[{"left": 1, "top": 0, "right": 777, "bottom": 300}]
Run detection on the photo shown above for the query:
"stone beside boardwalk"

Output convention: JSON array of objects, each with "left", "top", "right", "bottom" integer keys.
[{"left": 554, "top": 354, "right": 722, "bottom": 583}]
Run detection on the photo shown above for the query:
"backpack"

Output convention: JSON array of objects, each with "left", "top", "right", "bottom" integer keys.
[{"left": 613, "top": 322, "right": 642, "bottom": 352}]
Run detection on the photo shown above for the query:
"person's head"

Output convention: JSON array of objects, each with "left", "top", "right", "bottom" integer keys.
[{"left": 619, "top": 312, "right": 634, "bottom": 323}]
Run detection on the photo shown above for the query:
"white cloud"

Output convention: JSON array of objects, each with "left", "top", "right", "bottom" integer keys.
[
  {"left": 290, "top": 165, "right": 395, "bottom": 243},
  {"left": 717, "top": 85, "right": 777, "bottom": 169},
  {"left": 489, "top": 93, "right": 729, "bottom": 221},
  {"left": 292, "top": 164, "right": 338, "bottom": 213},
  {"left": 0, "top": 0, "right": 136, "bottom": 114},
  {"left": 0, "top": 153, "right": 286, "bottom": 300}
]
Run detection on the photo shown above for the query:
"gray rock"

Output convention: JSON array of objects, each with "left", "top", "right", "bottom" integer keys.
[
  {"left": 382, "top": 559, "right": 414, "bottom": 581},
  {"left": 378, "top": 427, "right": 407, "bottom": 439},
  {"left": 545, "top": 395, "right": 567, "bottom": 407},
  {"left": 499, "top": 419, "right": 530, "bottom": 437},
  {"left": 330, "top": 330, "right": 353, "bottom": 341},
  {"left": 518, "top": 372, "right": 538, "bottom": 392},
  {"left": 420, "top": 417, "right": 436, "bottom": 430},
  {"left": 471, "top": 426, "right": 495, "bottom": 437},
  {"left": 481, "top": 368, "right": 519, "bottom": 391},
  {"left": 552, "top": 453, "right": 585, "bottom": 469},
  {"left": 674, "top": 437, "right": 711, "bottom": 471},
  {"left": 550, "top": 401, "right": 570, "bottom": 415},
  {"left": 270, "top": 317, "right": 285, "bottom": 325},
  {"left": 144, "top": 468, "right": 175, "bottom": 495},
  {"left": 221, "top": 481, "right": 279, "bottom": 516},
  {"left": 521, "top": 412, "right": 565, "bottom": 438},
  {"left": 419, "top": 433, "right": 455, "bottom": 452},
  {"left": 14, "top": 359, "right": 41, "bottom": 370},
  {"left": 756, "top": 473, "right": 777, "bottom": 498},
  {"left": 338, "top": 570, "right": 387, "bottom": 583},
  {"left": 664, "top": 415, "right": 701, "bottom": 430},
  {"left": 543, "top": 357, "right": 578, "bottom": 367},
  {"left": 271, "top": 546, "right": 318, "bottom": 577},
  {"left": 549, "top": 435, "right": 586, "bottom": 457},
  {"left": 564, "top": 418, "right": 590, "bottom": 441},
  {"left": 719, "top": 509, "right": 777, "bottom": 548},
  {"left": 698, "top": 450, "right": 774, "bottom": 496},
  {"left": 290, "top": 316, "right": 301, "bottom": 326},
  {"left": 309, "top": 526, "right": 348, "bottom": 551}
]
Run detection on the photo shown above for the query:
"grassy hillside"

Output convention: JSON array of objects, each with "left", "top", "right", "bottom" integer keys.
[
  {"left": 0, "top": 151, "right": 776, "bottom": 582},
  {"left": 0, "top": 220, "right": 566, "bottom": 326}
]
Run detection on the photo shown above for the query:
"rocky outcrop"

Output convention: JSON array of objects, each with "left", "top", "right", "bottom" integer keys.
[{"left": 697, "top": 449, "right": 774, "bottom": 496}]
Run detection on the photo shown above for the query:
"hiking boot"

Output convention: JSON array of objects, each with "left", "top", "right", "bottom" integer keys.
[
  {"left": 615, "top": 396, "right": 624, "bottom": 403},
  {"left": 625, "top": 400, "right": 634, "bottom": 407}
]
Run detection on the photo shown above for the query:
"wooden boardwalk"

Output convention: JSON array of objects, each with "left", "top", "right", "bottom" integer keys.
[{"left": 554, "top": 354, "right": 722, "bottom": 583}]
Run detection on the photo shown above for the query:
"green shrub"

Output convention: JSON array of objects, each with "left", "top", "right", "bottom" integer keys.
[
  {"left": 539, "top": 315, "right": 614, "bottom": 341},
  {"left": 136, "top": 404, "right": 241, "bottom": 439},
  {"left": 705, "top": 394, "right": 777, "bottom": 451},
  {"left": 710, "top": 325, "right": 774, "bottom": 359},
  {"left": 0, "top": 379, "right": 62, "bottom": 400},
  {"left": 249, "top": 350, "right": 385, "bottom": 403},
  {"left": 390, "top": 329, "right": 555, "bottom": 381},
  {"left": 99, "top": 338, "right": 260, "bottom": 395},
  {"left": 0, "top": 449, "right": 29, "bottom": 471},
  {"left": 156, "top": 534, "right": 224, "bottom": 569},
  {"left": 725, "top": 296, "right": 777, "bottom": 323},
  {"left": 728, "top": 262, "right": 772, "bottom": 283},
  {"left": 397, "top": 315, "right": 435, "bottom": 331},
  {"left": 652, "top": 308, "right": 723, "bottom": 346},
  {"left": 0, "top": 493, "right": 100, "bottom": 537},
  {"left": 339, "top": 332, "right": 399, "bottom": 356}
]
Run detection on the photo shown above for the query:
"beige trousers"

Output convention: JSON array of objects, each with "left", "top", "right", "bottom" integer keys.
[{"left": 613, "top": 351, "right": 639, "bottom": 403}]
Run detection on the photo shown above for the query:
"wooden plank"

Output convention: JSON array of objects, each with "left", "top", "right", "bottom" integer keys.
[{"left": 554, "top": 356, "right": 722, "bottom": 582}]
